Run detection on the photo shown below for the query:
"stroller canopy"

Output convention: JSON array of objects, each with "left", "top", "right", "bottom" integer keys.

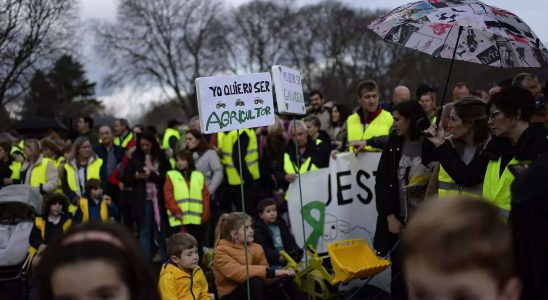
[{"left": 0, "top": 185, "right": 42, "bottom": 214}]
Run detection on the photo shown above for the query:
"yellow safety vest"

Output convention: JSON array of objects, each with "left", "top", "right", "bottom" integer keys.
[
  {"left": 28, "top": 157, "right": 55, "bottom": 189},
  {"left": 79, "top": 197, "right": 109, "bottom": 222},
  {"left": 283, "top": 139, "right": 322, "bottom": 175},
  {"left": 27, "top": 216, "right": 72, "bottom": 266},
  {"left": 9, "top": 160, "right": 22, "bottom": 181},
  {"left": 10, "top": 141, "right": 26, "bottom": 158},
  {"left": 114, "top": 132, "right": 134, "bottom": 148},
  {"left": 483, "top": 157, "right": 525, "bottom": 217},
  {"left": 346, "top": 109, "right": 393, "bottom": 152},
  {"left": 219, "top": 129, "right": 260, "bottom": 185},
  {"left": 438, "top": 165, "right": 482, "bottom": 198},
  {"left": 162, "top": 128, "right": 181, "bottom": 149},
  {"left": 64, "top": 158, "right": 103, "bottom": 195},
  {"left": 166, "top": 170, "right": 205, "bottom": 226}
]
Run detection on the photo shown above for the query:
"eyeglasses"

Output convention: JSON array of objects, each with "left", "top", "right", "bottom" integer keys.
[{"left": 488, "top": 110, "right": 502, "bottom": 120}]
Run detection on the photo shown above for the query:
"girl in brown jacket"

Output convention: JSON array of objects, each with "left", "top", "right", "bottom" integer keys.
[{"left": 213, "top": 212, "right": 295, "bottom": 299}]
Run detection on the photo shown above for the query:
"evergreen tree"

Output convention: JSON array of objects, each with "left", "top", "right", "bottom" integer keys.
[{"left": 22, "top": 54, "right": 103, "bottom": 119}]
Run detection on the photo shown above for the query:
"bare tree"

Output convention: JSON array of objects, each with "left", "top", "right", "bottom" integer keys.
[
  {"left": 0, "top": 0, "right": 76, "bottom": 107},
  {"left": 94, "top": 0, "right": 231, "bottom": 119},
  {"left": 230, "top": 1, "right": 292, "bottom": 73}
]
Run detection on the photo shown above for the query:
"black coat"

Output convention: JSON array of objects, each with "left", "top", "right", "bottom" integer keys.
[
  {"left": 123, "top": 155, "right": 170, "bottom": 231},
  {"left": 94, "top": 143, "right": 125, "bottom": 189},
  {"left": 253, "top": 218, "right": 301, "bottom": 265},
  {"left": 0, "top": 159, "right": 13, "bottom": 189},
  {"left": 511, "top": 153, "right": 548, "bottom": 300},
  {"left": 373, "top": 133, "right": 403, "bottom": 256},
  {"left": 422, "top": 138, "right": 488, "bottom": 187}
]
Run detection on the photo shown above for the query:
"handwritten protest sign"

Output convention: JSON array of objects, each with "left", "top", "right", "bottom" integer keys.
[
  {"left": 195, "top": 73, "right": 275, "bottom": 134},
  {"left": 271, "top": 65, "right": 306, "bottom": 115}
]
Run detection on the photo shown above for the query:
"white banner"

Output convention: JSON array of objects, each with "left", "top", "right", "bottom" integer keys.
[
  {"left": 287, "top": 152, "right": 380, "bottom": 253},
  {"left": 287, "top": 152, "right": 390, "bottom": 291},
  {"left": 271, "top": 65, "right": 306, "bottom": 115},
  {"left": 195, "top": 73, "right": 275, "bottom": 134}
]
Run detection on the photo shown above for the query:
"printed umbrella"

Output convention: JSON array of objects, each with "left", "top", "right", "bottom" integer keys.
[{"left": 367, "top": 0, "right": 548, "bottom": 104}]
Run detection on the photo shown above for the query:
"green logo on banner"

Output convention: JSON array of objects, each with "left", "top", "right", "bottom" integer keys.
[{"left": 302, "top": 201, "right": 326, "bottom": 248}]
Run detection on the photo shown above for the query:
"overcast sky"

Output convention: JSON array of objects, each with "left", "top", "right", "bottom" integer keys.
[{"left": 78, "top": 0, "right": 548, "bottom": 118}]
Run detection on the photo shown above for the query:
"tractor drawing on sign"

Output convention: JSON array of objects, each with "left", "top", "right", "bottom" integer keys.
[
  {"left": 235, "top": 99, "right": 245, "bottom": 106},
  {"left": 254, "top": 97, "right": 264, "bottom": 105},
  {"left": 216, "top": 101, "right": 226, "bottom": 109}
]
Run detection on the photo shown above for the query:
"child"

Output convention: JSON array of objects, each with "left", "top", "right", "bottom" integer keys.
[
  {"left": 73, "top": 178, "right": 118, "bottom": 223},
  {"left": 402, "top": 196, "right": 522, "bottom": 300},
  {"left": 254, "top": 198, "right": 302, "bottom": 269},
  {"left": 28, "top": 193, "right": 72, "bottom": 267},
  {"left": 159, "top": 232, "right": 210, "bottom": 300},
  {"left": 213, "top": 212, "right": 295, "bottom": 300},
  {"left": 36, "top": 222, "right": 160, "bottom": 300},
  {"left": 164, "top": 150, "right": 210, "bottom": 258}
]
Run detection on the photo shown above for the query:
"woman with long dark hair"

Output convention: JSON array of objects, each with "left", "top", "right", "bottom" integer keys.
[
  {"left": 185, "top": 129, "right": 223, "bottom": 197},
  {"left": 423, "top": 97, "right": 490, "bottom": 198},
  {"left": 327, "top": 104, "right": 349, "bottom": 150},
  {"left": 374, "top": 100, "right": 434, "bottom": 300},
  {"left": 124, "top": 131, "right": 170, "bottom": 261}
]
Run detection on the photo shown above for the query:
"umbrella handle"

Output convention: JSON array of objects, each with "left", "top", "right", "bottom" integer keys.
[{"left": 438, "top": 26, "right": 464, "bottom": 124}]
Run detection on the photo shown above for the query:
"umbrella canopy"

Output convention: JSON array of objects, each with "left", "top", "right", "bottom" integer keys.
[
  {"left": 368, "top": 0, "right": 548, "bottom": 68},
  {"left": 11, "top": 117, "right": 68, "bottom": 137}
]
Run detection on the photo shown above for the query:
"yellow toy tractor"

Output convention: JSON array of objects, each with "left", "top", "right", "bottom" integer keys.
[{"left": 280, "top": 238, "right": 391, "bottom": 300}]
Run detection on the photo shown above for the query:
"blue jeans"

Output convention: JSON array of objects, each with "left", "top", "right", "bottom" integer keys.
[{"left": 139, "top": 201, "right": 166, "bottom": 261}]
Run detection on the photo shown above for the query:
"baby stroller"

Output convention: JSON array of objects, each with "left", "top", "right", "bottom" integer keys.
[{"left": 0, "top": 185, "right": 43, "bottom": 298}]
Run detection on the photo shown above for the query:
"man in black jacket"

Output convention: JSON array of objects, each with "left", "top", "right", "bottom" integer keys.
[{"left": 94, "top": 125, "right": 125, "bottom": 202}]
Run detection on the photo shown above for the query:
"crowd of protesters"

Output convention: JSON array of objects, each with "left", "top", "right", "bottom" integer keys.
[{"left": 1, "top": 72, "right": 547, "bottom": 300}]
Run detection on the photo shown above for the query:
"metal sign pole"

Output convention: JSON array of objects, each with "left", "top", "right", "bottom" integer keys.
[{"left": 236, "top": 129, "right": 251, "bottom": 300}]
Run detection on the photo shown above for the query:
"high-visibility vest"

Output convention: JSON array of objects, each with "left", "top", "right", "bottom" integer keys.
[
  {"left": 169, "top": 157, "right": 176, "bottom": 169},
  {"left": 9, "top": 160, "right": 22, "bottom": 181},
  {"left": 283, "top": 139, "right": 322, "bottom": 175},
  {"left": 438, "top": 165, "right": 482, "bottom": 198},
  {"left": 162, "top": 128, "right": 181, "bottom": 149},
  {"left": 283, "top": 153, "right": 319, "bottom": 175},
  {"left": 219, "top": 129, "right": 260, "bottom": 185},
  {"left": 346, "top": 109, "right": 393, "bottom": 152},
  {"left": 28, "top": 157, "right": 55, "bottom": 189},
  {"left": 114, "top": 132, "right": 134, "bottom": 148},
  {"left": 64, "top": 158, "right": 103, "bottom": 195},
  {"left": 79, "top": 197, "right": 109, "bottom": 222},
  {"left": 27, "top": 216, "right": 71, "bottom": 267},
  {"left": 10, "top": 140, "right": 25, "bottom": 158},
  {"left": 53, "top": 157, "right": 64, "bottom": 193},
  {"left": 483, "top": 157, "right": 526, "bottom": 217},
  {"left": 166, "top": 170, "right": 205, "bottom": 227}
]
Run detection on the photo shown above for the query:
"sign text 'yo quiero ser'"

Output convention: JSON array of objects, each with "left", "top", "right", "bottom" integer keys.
[{"left": 196, "top": 72, "right": 275, "bottom": 134}]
